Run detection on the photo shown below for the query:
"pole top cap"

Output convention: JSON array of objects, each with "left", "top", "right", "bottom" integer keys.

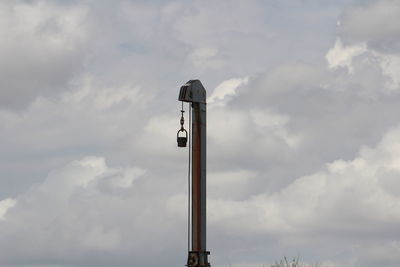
[{"left": 179, "top": 80, "right": 206, "bottom": 104}]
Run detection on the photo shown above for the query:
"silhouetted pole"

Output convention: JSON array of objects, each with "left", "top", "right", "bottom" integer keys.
[{"left": 179, "top": 80, "right": 210, "bottom": 267}]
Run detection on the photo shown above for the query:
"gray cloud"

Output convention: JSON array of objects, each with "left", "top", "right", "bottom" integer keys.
[
  {"left": 0, "top": 1, "right": 91, "bottom": 109},
  {"left": 0, "top": 157, "right": 185, "bottom": 267},
  {"left": 1, "top": 0, "right": 400, "bottom": 267},
  {"left": 339, "top": 0, "right": 400, "bottom": 51}
]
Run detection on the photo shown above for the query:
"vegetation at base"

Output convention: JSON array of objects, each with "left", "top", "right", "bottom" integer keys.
[
  {"left": 269, "top": 256, "right": 319, "bottom": 267},
  {"left": 228, "top": 256, "right": 320, "bottom": 267}
]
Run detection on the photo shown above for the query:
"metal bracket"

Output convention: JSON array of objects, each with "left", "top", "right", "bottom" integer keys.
[{"left": 187, "top": 251, "right": 210, "bottom": 267}]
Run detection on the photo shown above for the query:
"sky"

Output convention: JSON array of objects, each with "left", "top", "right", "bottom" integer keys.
[{"left": 1, "top": 0, "right": 400, "bottom": 266}]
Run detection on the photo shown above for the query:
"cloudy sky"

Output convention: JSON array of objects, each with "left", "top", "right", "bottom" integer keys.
[{"left": 1, "top": 0, "right": 400, "bottom": 266}]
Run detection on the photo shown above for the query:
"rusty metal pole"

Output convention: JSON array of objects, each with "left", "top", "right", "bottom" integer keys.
[
  {"left": 191, "top": 101, "right": 207, "bottom": 259},
  {"left": 178, "top": 80, "right": 210, "bottom": 267}
]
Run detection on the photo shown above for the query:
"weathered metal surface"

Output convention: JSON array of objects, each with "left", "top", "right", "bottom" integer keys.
[
  {"left": 178, "top": 80, "right": 210, "bottom": 267},
  {"left": 179, "top": 80, "right": 206, "bottom": 103},
  {"left": 189, "top": 101, "right": 209, "bottom": 266}
]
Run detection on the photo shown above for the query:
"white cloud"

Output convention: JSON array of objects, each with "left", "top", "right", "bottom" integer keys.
[
  {"left": 0, "top": 157, "right": 177, "bottom": 266},
  {"left": 208, "top": 77, "right": 249, "bottom": 106},
  {"left": 208, "top": 124, "right": 400, "bottom": 239},
  {"left": 331, "top": 0, "right": 400, "bottom": 91},
  {"left": 326, "top": 38, "right": 367, "bottom": 73},
  {"left": 378, "top": 53, "right": 400, "bottom": 90},
  {"left": 249, "top": 108, "right": 300, "bottom": 148},
  {"left": 0, "top": 198, "right": 16, "bottom": 221},
  {"left": 2, "top": 0, "right": 400, "bottom": 266},
  {"left": 188, "top": 47, "right": 223, "bottom": 70}
]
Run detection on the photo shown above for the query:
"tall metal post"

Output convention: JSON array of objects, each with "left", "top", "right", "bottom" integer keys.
[{"left": 178, "top": 80, "right": 210, "bottom": 267}]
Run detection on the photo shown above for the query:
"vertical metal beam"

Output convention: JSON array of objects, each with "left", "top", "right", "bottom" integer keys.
[
  {"left": 178, "top": 80, "right": 210, "bottom": 267},
  {"left": 191, "top": 102, "right": 207, "bottom": 252}
]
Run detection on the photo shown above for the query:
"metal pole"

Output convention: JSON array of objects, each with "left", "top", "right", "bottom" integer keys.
[
  {"left": 178, "top": 80, "right": 210, "bottom": 267},
  {"left": 191, "top": 102, "right": 207, "bottom": 252}
]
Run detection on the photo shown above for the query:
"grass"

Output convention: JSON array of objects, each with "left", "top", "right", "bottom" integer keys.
[
  {"left": 269, "top": 256, "right": 319, "bottom": 267},
  {"left": 228, "top": 256, "right": 319, "bottom": 267}
]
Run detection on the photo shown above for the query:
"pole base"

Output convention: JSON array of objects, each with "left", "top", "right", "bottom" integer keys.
[{"left": 186, "top": 251, "right": 210, "bottom": 267}]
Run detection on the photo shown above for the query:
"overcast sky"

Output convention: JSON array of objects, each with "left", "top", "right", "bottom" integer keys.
[{"left": 1, "top": 0, "right": 400, "bottom": 266}]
